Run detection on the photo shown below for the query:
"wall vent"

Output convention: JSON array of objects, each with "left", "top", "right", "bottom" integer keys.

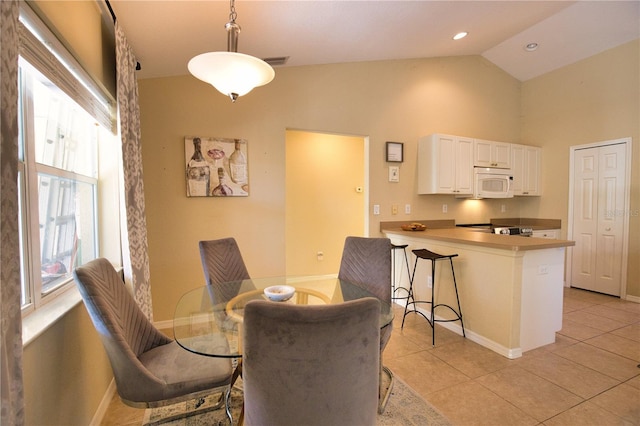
[{"left": 263, "top": 56, "right": 289, "bottom": 66}]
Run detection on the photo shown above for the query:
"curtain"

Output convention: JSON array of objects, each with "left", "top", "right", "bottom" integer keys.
[
  {"left": 115, "top": 22, "right": 153, "bottom": 320},
  {"left": 0, "top": 0, "right": 24, "bottom": 424}
]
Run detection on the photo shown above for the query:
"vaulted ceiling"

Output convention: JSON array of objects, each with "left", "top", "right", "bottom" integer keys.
[{"left": 110, "top": 1, "right": 639, "bottom": 82}]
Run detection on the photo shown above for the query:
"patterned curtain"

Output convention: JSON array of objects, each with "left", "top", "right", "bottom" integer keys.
[
  {"left": 0, "top": 1, "right": 24, "bottom": 424},
  {"left": 115, "top": 22, "right": 153, "bottom": 319}
]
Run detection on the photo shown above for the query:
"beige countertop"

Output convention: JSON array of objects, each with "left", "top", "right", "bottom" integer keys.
[{"left": 383, "top": 227, "right": 575, "bottom": 252}]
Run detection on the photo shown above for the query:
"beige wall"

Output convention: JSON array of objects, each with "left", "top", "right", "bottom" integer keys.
[
  {"left": 521, "top": 39, "right": 640, "bottom": 297},
  {"left": 139, "top": 55, "right": 524, "bottom": 321},
  {"left": 23, "top": 305, "right": 112, "bottom": 425},
  {"left": 285, "top": 130, "right": 366, "bottom": 276}
]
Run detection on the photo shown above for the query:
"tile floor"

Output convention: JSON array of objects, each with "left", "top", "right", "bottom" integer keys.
[{"left": 102, "top": 287, "right": 640, "bottom": 425}]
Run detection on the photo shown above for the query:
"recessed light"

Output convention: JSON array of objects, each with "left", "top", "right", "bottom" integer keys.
[
  {"left": 453, "top": 32, "right": 468, "bottom": 41},
  {"left": 524, "top": 42, "right": 539, "bottom": 52}
]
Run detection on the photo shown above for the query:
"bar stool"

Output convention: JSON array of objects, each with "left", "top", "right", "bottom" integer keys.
[
  {"left": 391, "top": 244, "right": 411, "bottom": 302},
  {"left": 402, "top": 248, "right": 465, "bottom": 345}
]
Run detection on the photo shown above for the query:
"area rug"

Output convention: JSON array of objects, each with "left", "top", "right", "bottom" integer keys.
[{"left": 143, "top": 375, "right": 451, "bottom": 426}]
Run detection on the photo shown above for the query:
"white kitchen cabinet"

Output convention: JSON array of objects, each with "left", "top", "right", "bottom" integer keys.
[
  {"left": 532, "top": 229, "right": 558, "bottom": 239},
  {"left": 418, "top": 134, "right": 474, "bottom": 195},
  {"left": 511, "top": 144, "right": 541, "bottom": 196},
  {"left": 474, "top": 139, "right": 511, "bottom": 168}
]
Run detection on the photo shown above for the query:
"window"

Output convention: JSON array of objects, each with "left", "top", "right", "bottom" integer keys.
[
  {"left": 17, "top": 5, "right": 117, "bottom": 315},
  {"left": 19, "top": 59, "right": 103, "bottom": 311}
]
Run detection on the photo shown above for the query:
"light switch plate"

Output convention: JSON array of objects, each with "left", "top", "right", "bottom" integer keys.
[{"left": 388, "top": 166, "right": 399, "bottom": 182}]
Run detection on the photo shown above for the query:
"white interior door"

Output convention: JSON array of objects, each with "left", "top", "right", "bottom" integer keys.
[{"left": 571, "top": 142, "right": 626, "bottom": 296}]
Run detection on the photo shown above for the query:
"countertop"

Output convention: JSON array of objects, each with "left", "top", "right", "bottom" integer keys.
[{"left": 382, "top": 227, "right": 575, "bottom": 252}]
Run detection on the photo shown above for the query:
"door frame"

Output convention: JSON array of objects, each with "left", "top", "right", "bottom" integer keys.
[
  {"left": 567, "top": 137, "right": 632, "bottom": 298},
  {"left": 284, "top": 129, "right": 370, "bottom": 276}
]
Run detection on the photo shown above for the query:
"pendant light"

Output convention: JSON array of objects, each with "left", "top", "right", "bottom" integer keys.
[{"left": 188, "top": 0, "right": 275, "bottom": 102}]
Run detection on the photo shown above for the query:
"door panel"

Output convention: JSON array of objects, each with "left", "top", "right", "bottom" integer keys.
[
  {"left": 572, "top": 149, "right": 598, "bottom": 289},
  {"left": 571, "top": 143, "right": 626, "bottom": 296}
]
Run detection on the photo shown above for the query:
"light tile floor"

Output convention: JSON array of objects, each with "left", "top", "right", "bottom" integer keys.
[
  {"left": 385, "top": 287, "right": 640, "bottom": 425},
  {"left": 102, "top": 287, "right": 640, "bottom": 425}
]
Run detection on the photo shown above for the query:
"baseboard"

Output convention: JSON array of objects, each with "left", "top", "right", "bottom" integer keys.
[
  {"left": 90, "top": 379, "right": 117, "bottom": 426},
  {"left": 155, "top": 318, "right": 174, "bottom": 331},
  {"left": 406, "top": 304, "right": 523, "bottom": 359},
  {"left": 625, "top": 294, "right": 640, "bottom": 303}
]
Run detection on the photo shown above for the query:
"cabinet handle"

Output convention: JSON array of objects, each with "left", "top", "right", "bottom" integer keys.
[{"left": 605, "top": 227, "right": 611, "bottom": 231}]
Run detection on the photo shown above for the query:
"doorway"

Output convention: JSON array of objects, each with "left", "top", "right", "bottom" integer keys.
[
  {"left": 568, "top": 138, "right": 631, "bottom": 297},
  {"left": 285, "top": 130, "right": 367, "bottom": 276}
]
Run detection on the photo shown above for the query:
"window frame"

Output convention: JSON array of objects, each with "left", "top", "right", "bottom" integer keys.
[
  {"left": 18, "top": 3, "right": 116, "bottom": 318},
  {"left": 19, "top": 56, "right": 100, "bottom": 314}
]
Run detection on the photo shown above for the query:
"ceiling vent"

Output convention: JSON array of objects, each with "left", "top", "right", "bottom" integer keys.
[{"left": 263, "top": 56, "right": 290, "bottom": 66}]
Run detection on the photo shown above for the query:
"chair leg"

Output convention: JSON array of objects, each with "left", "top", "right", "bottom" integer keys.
[
  {"left": 225, "top": 360, "right": 243, "bottom": 424},
  {"left": 142, "top": 389, "right": 228, "bottom": 426},
  {"left": 378, "top": 365, "right": 394, "bottom": 414}
]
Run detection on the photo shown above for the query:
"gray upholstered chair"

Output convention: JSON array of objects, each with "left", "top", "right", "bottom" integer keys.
[
  {"left": 338, "top": 236, "right": 394, "bottom": 413},
  {"left": 242, "top": 298, "right": 381, "bottom": 426},
  {"left": 73, "top": 258, "right": 234, "bottom": 422},
  {"left": 199, "top": 237, "right": 250, "bottom": 285}
]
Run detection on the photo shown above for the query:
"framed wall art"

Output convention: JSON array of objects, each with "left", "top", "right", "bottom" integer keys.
[
  {"left": 386, "top": 141, "right": 403, "bottom": 162},
  {"left": 185, "top": 136, "right": 249, "bottom": 197}
]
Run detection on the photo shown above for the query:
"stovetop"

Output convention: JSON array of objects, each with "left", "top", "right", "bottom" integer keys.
[{"left": 456, "top": 223, "right": 533, "bottom": 236}]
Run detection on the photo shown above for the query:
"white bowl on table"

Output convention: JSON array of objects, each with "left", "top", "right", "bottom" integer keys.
[{"left": 264, "top": 285, "right": 295, "bottom": 302}]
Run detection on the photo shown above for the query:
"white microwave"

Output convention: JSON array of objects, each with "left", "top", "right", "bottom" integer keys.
[{"left": 474, "top": 167, "right": 514, "bottom": 198}]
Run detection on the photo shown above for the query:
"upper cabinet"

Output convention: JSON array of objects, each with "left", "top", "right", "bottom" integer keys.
[
  {"left": 473, "top": 139, "right": 511, "bottom": 168},
  {"left": 511, "top": 144, "right": 541, "bottom": 196},
  {"left": 418, "top": 134, "right": 473, "bottom": 195}
]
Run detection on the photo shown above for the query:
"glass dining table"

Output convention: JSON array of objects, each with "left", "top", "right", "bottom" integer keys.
[{"left": 173, "top": 276, "right": 394, "bottom": 358}]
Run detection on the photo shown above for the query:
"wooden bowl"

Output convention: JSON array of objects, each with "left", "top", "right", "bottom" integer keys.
[{"left": 401, "top": 223, "right": 426, "bottom": 231}]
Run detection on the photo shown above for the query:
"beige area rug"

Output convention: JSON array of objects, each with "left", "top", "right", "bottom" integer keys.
[{"left": 143, "top": 374, "right": 451, "bottom": 426}]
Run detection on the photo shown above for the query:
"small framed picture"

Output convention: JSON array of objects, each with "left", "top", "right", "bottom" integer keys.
[{"left": 386, "top": 141, "right": 403, "bottom": 162}]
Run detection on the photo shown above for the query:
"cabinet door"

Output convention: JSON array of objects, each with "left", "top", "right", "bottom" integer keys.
[
  {"left": 473, "top": 139, "right": 493, "bottom": 167},
  {"left": 511, "top": 144, "right": 541, "bottom": 196},
  {"left": 532, "top": 229, "right": 558, "bottom": 239},
  {"left": 473, "top": 139, "right": 511, "bottom": 168},
  {"left": 493, "top": 142, "right": 511, "bottom": 168},
  {"left": 417, "top": 134, "right": 473, "bottom": 195},
  {"left": 418, "top": 134, "right": 455, "bottom": 194},
  {"left": 455, "top": 137, "right": 474, "bottom": 194},
  {"left": 523, "top": 146, "right": 540, "bottom": 195},
  {"left": 511, "top": 145, "right": 525, "bottom": 194}
]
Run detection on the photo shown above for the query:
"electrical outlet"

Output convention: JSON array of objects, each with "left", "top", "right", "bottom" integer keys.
[
  {"left": 442, "top": 204, "right": 448, "bottom": 213},
  {"left": 405, "top": 204, "right": 411, "bottom": 214},
  {"left": 538, "top": 265, "right": 548, "bottom": 275},
  {"left": 392, "top": 205, "right": 398, "bottom": 215},
  {"left": 501, "top": 204, "right": 506, "bottom": 213},
  {"left": 373, "top": 204, "right": 380, "bottom": 215}
]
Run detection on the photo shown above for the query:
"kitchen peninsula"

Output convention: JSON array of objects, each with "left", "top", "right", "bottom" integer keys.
[{"left": 382, "top": 220, "right": 575, "bottom": 359}]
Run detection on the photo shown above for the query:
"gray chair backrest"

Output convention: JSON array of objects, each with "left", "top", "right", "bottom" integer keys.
[
  {"left": 338, "top": 236, "right": 392, "bottom": 303},
  {"left": 73, "top": 258, "right": 172, "bottom": 401},
  {"left": 199, "top": 238, "right": 250, "bottom": 286},
  {"left": 242, "top": 297, "right": 381, "bottom": 426}
]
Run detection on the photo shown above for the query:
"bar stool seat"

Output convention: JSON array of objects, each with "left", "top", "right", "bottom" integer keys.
[
  {"left": 402, "top": 248, "right": 465, "bottom": 345},
  {"left": 391, "top": 244, "right": 411, "bottom": 302}
]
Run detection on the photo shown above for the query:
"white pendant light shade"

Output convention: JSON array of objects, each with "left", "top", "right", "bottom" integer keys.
[
  {"left": 188, "top": 0, "right": 275, "bottom": 102},
  {"left": 188, "top": 52, "right": 275, "bottom": 100}
]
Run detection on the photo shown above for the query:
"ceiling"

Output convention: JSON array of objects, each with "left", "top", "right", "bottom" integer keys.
[{"left": 109, "top": 1, "right": 640, "bottom": 82}]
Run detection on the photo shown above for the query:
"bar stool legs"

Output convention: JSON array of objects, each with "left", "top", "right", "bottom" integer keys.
[
  {"left": 401, "top": 248, "right": 465, "bottom": 345},
  {"left": 391, "top": 244, "right": 411, "bottom": 302}
]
